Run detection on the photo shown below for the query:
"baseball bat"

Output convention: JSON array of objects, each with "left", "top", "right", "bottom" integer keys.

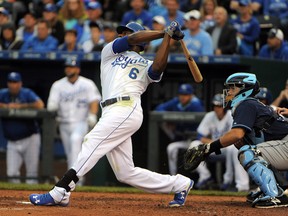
[{"left": 179, "top": 40, "right": 203, "bottom": 83}]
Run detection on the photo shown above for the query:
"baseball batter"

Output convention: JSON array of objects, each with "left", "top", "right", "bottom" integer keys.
[
  {"left": 29, "top": 21, "right": 193, "bottom": 207},
  {"left": 47, "top": 57, "right": 101, "bottom": 185}
]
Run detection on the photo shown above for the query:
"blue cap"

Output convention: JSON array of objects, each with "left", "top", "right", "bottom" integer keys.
[
  {"left": 7, "top": 72, "right": 22, "bottom": 82},
  {"left": 44, "top": 4, "right": 58, "bottom": 13},
  {"left": 239, "top": 0, "right": 251, "bottom": 6},
  {"left": 87, "top": 1, "right": 102, "bottom": 10},
  {"left": 65, "top": 56, "right": 80, "bottom": 67},
  {"left": 178, "top": 84, "right": 193, "bottom": 95},
  {"left": 0, "top": 7, "right": 9, "bottom": 16}
]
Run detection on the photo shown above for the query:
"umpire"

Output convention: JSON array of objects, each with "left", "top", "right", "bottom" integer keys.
[{"left": 0, "top": 72, "right": 44, "bottom": 184}]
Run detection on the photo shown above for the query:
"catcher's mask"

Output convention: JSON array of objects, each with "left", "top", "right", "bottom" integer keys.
[{"left": 223, "top": 72, "right": 260, "bottom": 108}]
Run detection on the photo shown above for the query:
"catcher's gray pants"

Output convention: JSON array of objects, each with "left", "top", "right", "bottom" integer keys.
[{"left": 256, "top": 134, "right": 288, "bottom": 171}]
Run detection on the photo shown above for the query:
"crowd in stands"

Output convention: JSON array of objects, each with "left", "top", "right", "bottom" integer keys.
[{"left": 0, "top": 0, "right": 287, "bottom": 59}]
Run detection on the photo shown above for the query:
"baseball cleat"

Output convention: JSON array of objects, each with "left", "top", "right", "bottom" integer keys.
[
  {"left": 169, "top": 179, "right": 194, "bottom": 207},
  {"left": 29, "top": 193, "right": 69, "bottom": 206},
  {"left": 253, "top": 195, "right": 288, "bottom": 208},
  {"left": 246, "top": 189, "right": 263, "bottom": 203}
]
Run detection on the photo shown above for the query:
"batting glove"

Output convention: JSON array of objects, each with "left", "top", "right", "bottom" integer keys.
[
  {"left": 87, "top": 112, "right": 97, "bottom": 128},
  {"left": 165, "top": 21, "right": 184, "bottom": 40}
]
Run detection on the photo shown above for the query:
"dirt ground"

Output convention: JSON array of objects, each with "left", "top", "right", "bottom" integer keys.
[{"left": 0, "top": 190, "right": 287, "bottom": 216}]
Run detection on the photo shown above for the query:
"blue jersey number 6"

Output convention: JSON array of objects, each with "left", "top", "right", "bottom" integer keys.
[{"left": 128, "top": 68, "right": 139, "bottom": 79}]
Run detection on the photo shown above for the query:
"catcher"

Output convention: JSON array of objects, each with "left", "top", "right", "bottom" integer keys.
[{"left": 184, "top": 72, "right": 288, "bottom": 208}]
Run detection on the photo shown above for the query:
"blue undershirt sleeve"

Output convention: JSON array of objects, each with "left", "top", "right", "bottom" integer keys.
[
  {"left": 148, "top": 65, "right": 162, "bottom": 80},
  {"left": 112, "top": 36, "right": 130, "bottom": 53}
]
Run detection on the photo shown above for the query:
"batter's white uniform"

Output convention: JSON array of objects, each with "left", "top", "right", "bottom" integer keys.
[
  {"left": 71, "top": 41, "right": 191, "bottom": 193},
  {"left": 190, "top": 110, "right": 249, "bottom": 191},
  {"left": 47, "top": 76, "right": 101, "bottom": 170}
]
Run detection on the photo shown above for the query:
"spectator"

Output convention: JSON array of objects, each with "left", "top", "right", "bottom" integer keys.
[
  {"left": 121, "top": 0, "right": 153, "bottom": 30},
  {"left": 102, "top": 22, "right": 117, "bottom": 45},
  {"left": 207, "top": 6, "right": 237, "bottom": 55},
  {"left": 230, "top": 0, "right": 264, "bottom": 15},
  {"left": 0, "top": 7, "right": 12, "bottom": 32},
  {"left": 47, "top": 56, "right": 101, "bottom": 185},
  {"left": 79, "top": 1, "right": 104, "bottom": 45},
  {"left": 32, "top": 0, "right": 59, "bottom": 18},
  {"left": 16, "top": 12, "right": 37, "bottom": 43},
  {"left": 0, "top": 22, "right": 23, "bottom": 50},
  {"left": 147, "top": 0, "right": 166, "bottom": 17},
  {"left": 147, "top": 15, "right": 166, "bottom": 52},
  {"left": 11, "top": 1, "right": 30, "bottom": 26},
  {"left": 43, "top": 3, "right": 65, "bottom": 45},
  {"left": 272, "top": 79, "right": 288, "bottom": 108},
  {"left": 0, "top": 72, "right": 44, "bottom": 184},
  {"left": 180, "top": 0, "right": 203, "bottom": 13},
  {"left": 182, "top": 10, "right": 213, "bottom": 55},
  {"left": 189, "top": 94, "right": 249, "bottom": 192},
  {"left": 258, "top": 28, "right": 288, "bottom": 60},
  {"left": 58, "top": 29, "right": 82, "bottom": 51},
  {"left": 230, "top": 0, "right": 260, "bottom": 56},
  {"left": 58, "top": 0, "right": 87, "bottom": 42},
  {"left": 160, "top": 0, "right": 185, "bottom": 27},
  {"left": 20, "top": 18, "right": 58, "bottom": 51},
  {"left": 155, "top": 83, "right": 204, "bottom": 175},
  {"left": 263, "top": 0, "right": 288, "bottom": 39},
  {"left": 82, "top": 21, "right": 104, "bottom": 52},
  {"left": 200, "top": 0, "right": 217, "bottom": 30}
]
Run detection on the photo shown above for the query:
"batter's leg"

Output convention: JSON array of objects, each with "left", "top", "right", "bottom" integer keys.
[{"left": 107, "top": 137, "right": 191, "bottom": 194}]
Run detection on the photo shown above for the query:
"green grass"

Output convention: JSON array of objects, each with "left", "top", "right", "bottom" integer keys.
[{"left": 0, "top": 181, "right": 247, "bottom": 197}]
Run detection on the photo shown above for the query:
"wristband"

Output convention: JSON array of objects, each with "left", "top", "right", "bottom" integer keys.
[{"left": 208, "top": 139, "right": 223, "bottom": 155}]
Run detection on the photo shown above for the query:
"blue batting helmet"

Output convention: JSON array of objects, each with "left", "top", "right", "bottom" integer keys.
[
  {"left": 223, "top": 72, "right": 260, "bottom": 108},
  {"left": 64, "top": 56, "right": 80, "bottom": 67},
  {"left": 116, "top": 22, "right": 146, "bottom": 51}
]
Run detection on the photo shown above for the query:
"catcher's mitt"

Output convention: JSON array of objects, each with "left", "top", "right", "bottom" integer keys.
[{"left": 184, "top": 143, "right": 210, "bottom": 171}]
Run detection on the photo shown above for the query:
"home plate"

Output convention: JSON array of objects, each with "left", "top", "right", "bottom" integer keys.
[{"left": 16, "top": 201, "right": 32, "bottom": 205}]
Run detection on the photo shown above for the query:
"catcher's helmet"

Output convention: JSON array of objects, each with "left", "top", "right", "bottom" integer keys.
[
  {"left": 255, "top": 87, "right": 273, "bottom": 105},
  {"left": 116, "top": 22, "right": 146, "bottom": 51},
  {"left": 224, "top": 72, "right": 260, "bottom": 108},
  {"left": 65, "top": 56, "right": 80, "bottom": 67},
  {"left": 212, "top": 93, "right": 224, "bottom": 106}
]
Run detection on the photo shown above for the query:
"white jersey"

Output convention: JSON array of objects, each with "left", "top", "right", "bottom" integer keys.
[
  {"left": 47, "top": 76, "right": 101, "bottom": 123},
  {"left": 197, "top": 110, "right": 233, "bottom": 140},
  {"left": 100, "top": 40, "right": 161, "bottom": 101}
]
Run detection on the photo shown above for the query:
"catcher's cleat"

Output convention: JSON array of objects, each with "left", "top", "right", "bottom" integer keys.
[
  {"left": 246, "top": 189, "right": 263, "bottom": 203},
  {"left": 253, "top": 195, "right": 288, "bottom": 208},
  {"left": 29, "top": 193, "right": 69, "bottom": 206},
  {"left": 169, "top": 180, "right": 194, "bottom": 207}
]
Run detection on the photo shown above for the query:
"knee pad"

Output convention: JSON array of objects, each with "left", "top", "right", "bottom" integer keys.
[{"left": 238, "top": 145, "right": 282, "bottom": 198}]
